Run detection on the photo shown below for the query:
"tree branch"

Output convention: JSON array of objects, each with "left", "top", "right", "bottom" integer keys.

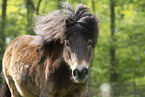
[{"left": 36, "top": 0, "right": 42, "bottom": 15}]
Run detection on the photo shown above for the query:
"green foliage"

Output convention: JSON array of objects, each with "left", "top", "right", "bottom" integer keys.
[{"left": 89, "top": 0, "right": 145, "bottom": 84}]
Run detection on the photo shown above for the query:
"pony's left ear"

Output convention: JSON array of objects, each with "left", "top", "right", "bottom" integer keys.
[
  {"left": 65, "top": 18, "right": 70, "bottom": 24},
  {"left": 65, "top": 18, "right": 76, "bottom": 26}
]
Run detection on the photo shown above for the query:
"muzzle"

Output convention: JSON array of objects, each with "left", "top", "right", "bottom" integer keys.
[
  {"left": 72, "top": 68, "right": 88, "bottom": 83},
  {"left": 71, "top": 61, "right": 89, "bottom": 83}
]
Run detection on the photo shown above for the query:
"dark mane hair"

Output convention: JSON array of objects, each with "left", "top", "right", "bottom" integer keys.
[{"left": 34, "top": 2, "right": 99, "bottom": 44}]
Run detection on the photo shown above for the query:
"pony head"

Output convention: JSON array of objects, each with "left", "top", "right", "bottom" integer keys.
[{"left": 34, "top": 2, "right": 99, "bottom": 83}]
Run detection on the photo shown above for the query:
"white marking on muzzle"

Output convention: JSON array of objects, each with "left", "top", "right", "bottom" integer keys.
[{"left": 71, "top": 60, "right": 88, "bottom": 71}]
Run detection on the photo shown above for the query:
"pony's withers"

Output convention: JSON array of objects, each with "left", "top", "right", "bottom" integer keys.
[{"left": 1, "top": 2, "right": 99, "bottom": 97}]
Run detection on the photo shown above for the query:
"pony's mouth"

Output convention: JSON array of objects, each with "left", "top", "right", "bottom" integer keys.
[{"left": 73, "top": 76, "right": 88, "bottom": 83}]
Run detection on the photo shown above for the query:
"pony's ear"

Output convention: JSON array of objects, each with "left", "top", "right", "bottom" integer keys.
[
  {"left": 65, "top": 18, "right": 70, "bottom": 24},
  {"left": 65, "top": 18, "right": 76, "bottom": 26}
]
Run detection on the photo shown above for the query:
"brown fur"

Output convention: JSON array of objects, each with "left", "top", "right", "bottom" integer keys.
[{"left": 1, "top": 2, "right": 99, "bottom": 97}]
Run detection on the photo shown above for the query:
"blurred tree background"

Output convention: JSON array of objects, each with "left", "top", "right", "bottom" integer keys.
[{"left": 0, "top": 0, "right": 145, "bottom": 97}]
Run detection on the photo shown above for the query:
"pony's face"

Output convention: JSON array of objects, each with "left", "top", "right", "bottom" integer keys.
[{"left": 63, "top": 33, "right": 94, "bottom": 83}]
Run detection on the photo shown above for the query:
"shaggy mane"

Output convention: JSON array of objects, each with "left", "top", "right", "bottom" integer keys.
[{"left": 34, "top": 2, "right": 99, "bottom": 44}]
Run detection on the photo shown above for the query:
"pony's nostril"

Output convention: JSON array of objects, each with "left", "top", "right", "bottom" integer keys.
[
  {"left": 83, "top": 68, "right": 88, "bottom": 76},
  {"left": 73, "top": 69, "right": 78, "bottom": 78}
]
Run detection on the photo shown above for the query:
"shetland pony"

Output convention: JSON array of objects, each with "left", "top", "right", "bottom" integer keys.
[{"left": 0, "top": 2, "right": 99, "bottom": 97}]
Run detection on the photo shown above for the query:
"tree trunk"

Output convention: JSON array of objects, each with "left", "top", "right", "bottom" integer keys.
[
  {"left": 0, "top": 0, "right": 7, "bottom": 72},
  {"left": 110, "top": 0, "right": 117, "bottom": 96},
  {"left": 91, "top": 0, "right": 96, "bottom": 14},
  {"left": 25, "top": 0, "right": 42, "bottom": 34},
  {"left": 36, "top": 0, "right": 42, "bottom": 15},
  {"left": 25, "top": 0, "right": 35, "bottom": 35},
  {"left": 109, "top": 0, "right": 117, "bottom": 83}
]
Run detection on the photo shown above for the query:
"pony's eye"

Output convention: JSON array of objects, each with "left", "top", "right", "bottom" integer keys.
[
  {"left": 65, "top": 40, "right": 70, "bottom": 47},
  {"left": 88, "top": 40, "right": 93, "bottom": 47}
]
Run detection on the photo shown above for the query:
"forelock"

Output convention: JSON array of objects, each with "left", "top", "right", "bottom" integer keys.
[{"left": 65, "top": 4, "right": 99, "bottom": 40}]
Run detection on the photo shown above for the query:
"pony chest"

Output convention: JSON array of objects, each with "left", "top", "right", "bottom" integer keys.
[{"left": 47, "top": 70, "right": 82, "bottom": 96}]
